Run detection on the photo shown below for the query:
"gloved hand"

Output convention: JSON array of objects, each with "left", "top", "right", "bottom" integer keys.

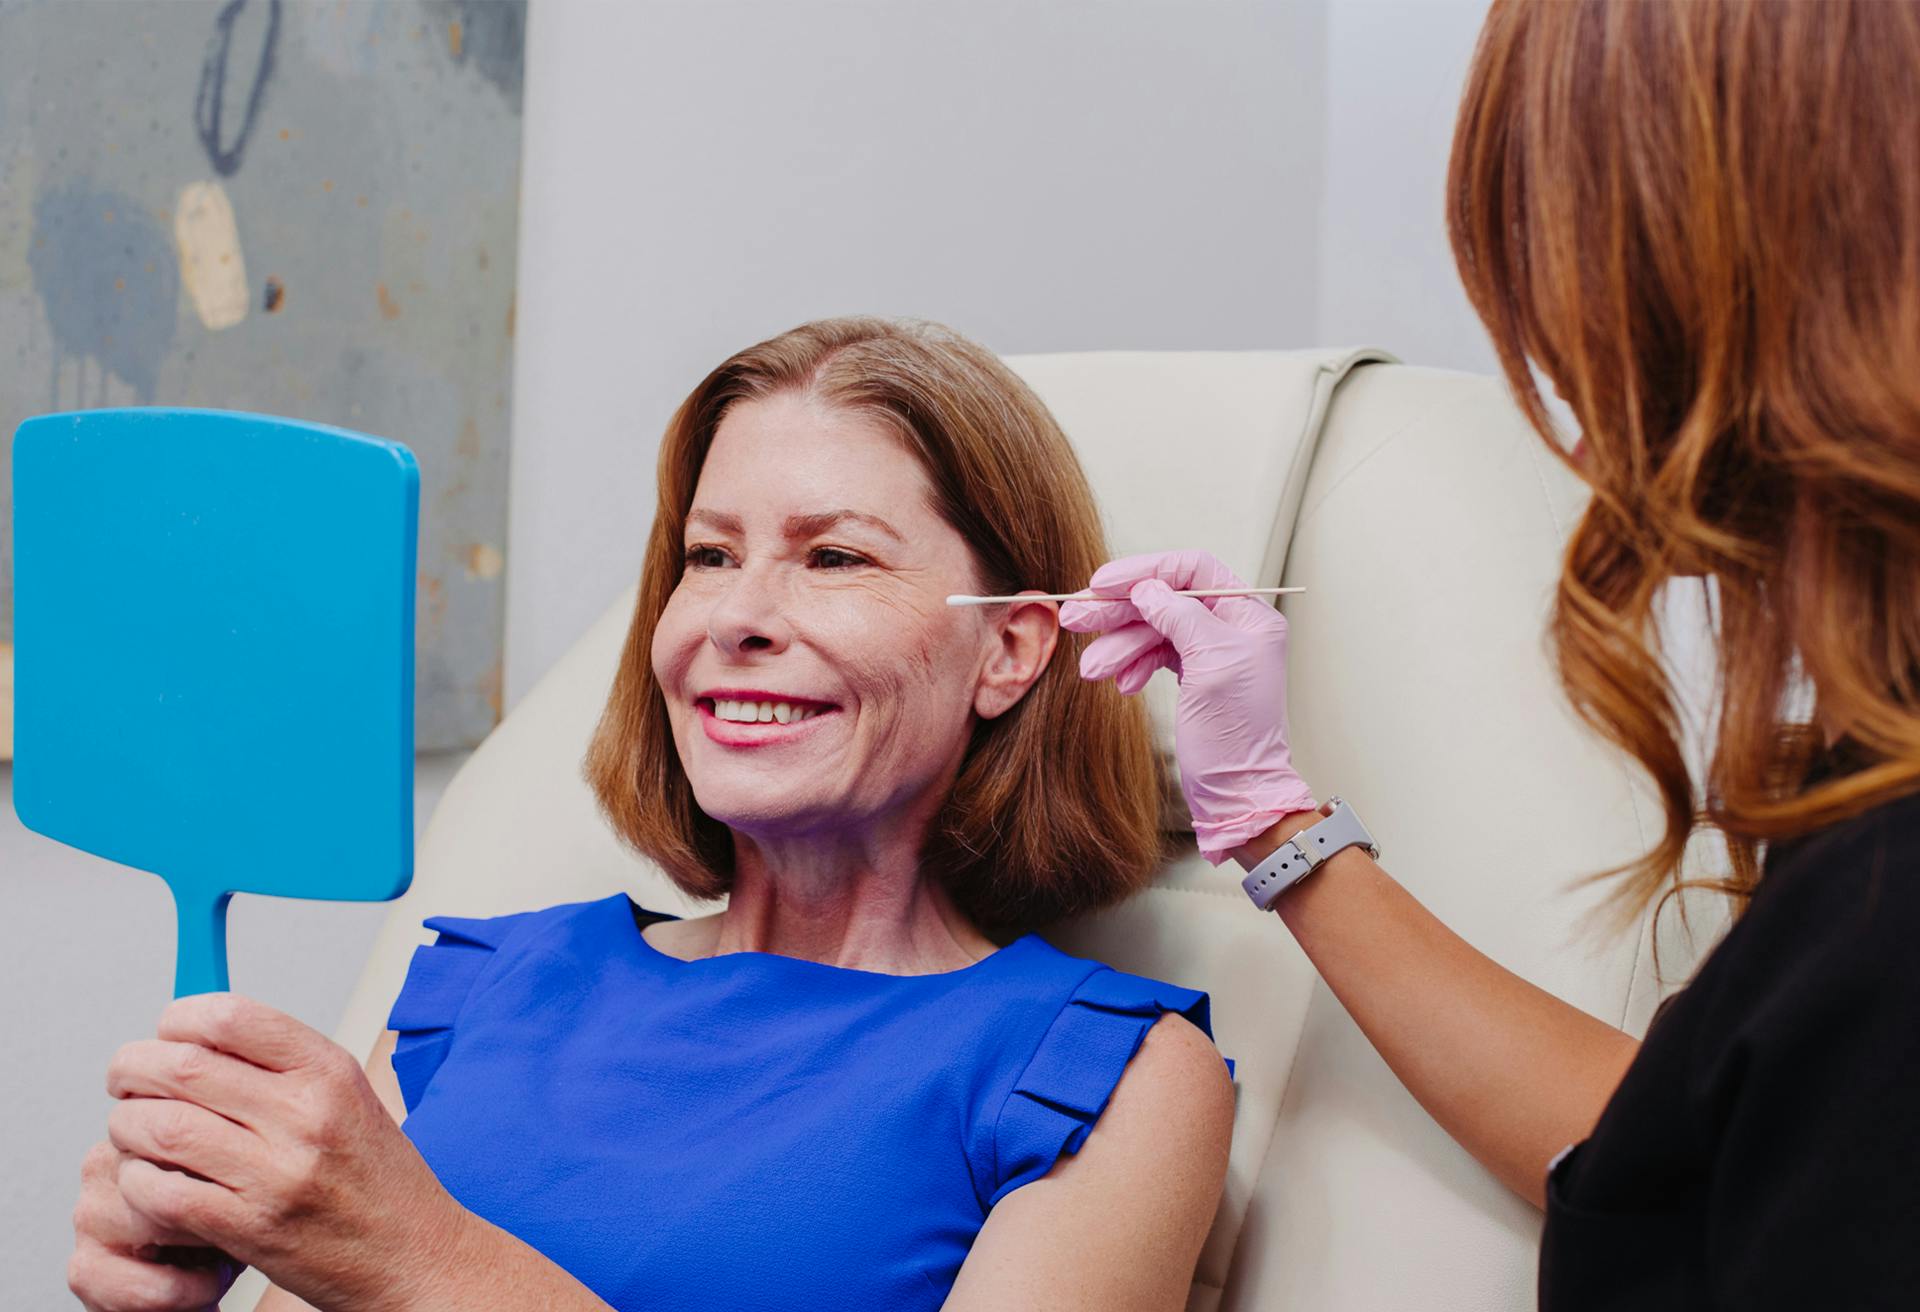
[{"left": 1060, "top": 549, "right": 1318, "bottom": 864}]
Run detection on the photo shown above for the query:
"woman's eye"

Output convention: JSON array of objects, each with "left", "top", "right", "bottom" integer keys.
[
  {"left": 810, "top": 547, "right": 867, "bottom": 570},
  {"left": 683, "top": 545, "right": 727, "bottom": 568}
]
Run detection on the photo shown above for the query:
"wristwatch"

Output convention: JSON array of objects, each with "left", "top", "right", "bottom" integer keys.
[{"left": 1239, "top": 795, "right": 1379, "bottom": 911}]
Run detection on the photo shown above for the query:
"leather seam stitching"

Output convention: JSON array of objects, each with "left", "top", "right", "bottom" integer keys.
[{"left": 1294, "top": 389, "right": 1485, "bottom": 527}]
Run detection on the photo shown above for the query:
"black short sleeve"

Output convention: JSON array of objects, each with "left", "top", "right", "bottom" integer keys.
[{"left": 1540, "top": 786, "right": 1920, "bottom": 1309}]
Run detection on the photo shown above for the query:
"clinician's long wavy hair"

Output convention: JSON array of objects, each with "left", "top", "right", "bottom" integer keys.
[
  {"left": 1449, "top": 0, "right": 1920, "bottom": 923},
  {"left": 583, "top": 317, "right": 1178, "bottom": 934}
]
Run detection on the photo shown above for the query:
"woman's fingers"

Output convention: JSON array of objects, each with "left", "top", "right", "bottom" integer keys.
[
  {"left": 1064, "top": 550, "right": 1252, "bottom": 634},
  {"left": 108, "top": 1097, "right": 256, "bottom": 1192},
  {"left": 1125, "top": 579, "right": 1234, "bottom": 654},
  {"left": 1059, "top": 594, "right": 1139, "bottom": 633},
  {"left": 156, "top": 993, "right": 325, "bottom": 1076},
  {"left": 77, "top": 1144, "right": 205, "bottom": 1252},
  {"left": 1210, "top": 594, "right": 1286, "bottom": 631},
  {"left": 1079, "top": 621, "right": 1169, "bottom": 682},
  {"left": 1078, "top": 584, "right": 1262, "bottom": 688},
  {"left": 71, "top": 1143, "right": 236, "bottom": 1312},
  {"left": 68, "top": 1238, "right": 231, "bottom": 1312},
  {"left": 1088, "top": 549, "right": 1248, "bottom": 596},
  {"left": 115, "top": 1156, "right": 245, "bottom": 1255},
  {"left": 107, "top": 1039, "right": 275, "bottom": 1128},
  {"left": 1116, "top": 644, "right": 1178, "bottom": 694}
]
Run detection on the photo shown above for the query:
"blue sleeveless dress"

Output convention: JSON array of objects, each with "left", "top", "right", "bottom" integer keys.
[{"left": 385, "top": 892, "right": 1228, "bottom": 1311}]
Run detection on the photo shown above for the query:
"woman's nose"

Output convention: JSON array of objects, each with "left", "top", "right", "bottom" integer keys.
[{"left": 705, "top": 565, "right": 793, "bottom": 655}]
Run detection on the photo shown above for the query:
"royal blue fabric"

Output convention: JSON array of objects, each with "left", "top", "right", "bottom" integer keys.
[{"left": 387, "top": 893, "right": 1228, "bottom": 1311}]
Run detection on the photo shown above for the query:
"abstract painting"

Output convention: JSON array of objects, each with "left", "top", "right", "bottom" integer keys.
[{"left": 0, "top": 0, "right": 526, "bottom": 755}]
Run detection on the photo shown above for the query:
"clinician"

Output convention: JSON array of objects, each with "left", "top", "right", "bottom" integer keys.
[{"left": 1062, "top": 0, "right": 1920, "bottom": 1306}]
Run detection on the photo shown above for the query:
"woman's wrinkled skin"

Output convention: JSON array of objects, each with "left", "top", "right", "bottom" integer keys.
[
  {"left": 71, "top": 993, "right": 465, "bottom": 1312},
  {"left": 65, "top": 391, "right": 1072, "bottom": 1311},
  {"left": 647, "top": 390, "right": 1060, "bottom": 972}
]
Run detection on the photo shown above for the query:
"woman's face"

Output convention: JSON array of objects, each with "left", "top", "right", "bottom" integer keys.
[{"left": 651, "top": 390, "right": 1051, "bottom": 841}]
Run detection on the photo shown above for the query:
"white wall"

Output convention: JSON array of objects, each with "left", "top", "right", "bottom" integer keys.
[
  {"left": 503, "top": 0, "right": 1331, "bottom": 709},
  {"left": 1317, "top": 0, "right": 1495, "bottom": 373}
]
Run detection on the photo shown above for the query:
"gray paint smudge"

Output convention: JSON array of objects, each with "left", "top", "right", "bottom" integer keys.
[{"left": 28, "top": 184, "right": 179, "bottom": 406}]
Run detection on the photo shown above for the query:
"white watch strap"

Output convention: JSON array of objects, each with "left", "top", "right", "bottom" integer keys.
[{"left": 1239, "top": 796, "right": 1377, "bottom": 911}]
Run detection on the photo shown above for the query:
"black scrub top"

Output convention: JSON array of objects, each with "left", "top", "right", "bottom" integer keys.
[{"left": 1539, "top": 739, "right": 1920, "bottom": 1309}]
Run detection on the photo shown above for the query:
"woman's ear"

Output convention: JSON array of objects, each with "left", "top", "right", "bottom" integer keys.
[{"left": 974, "top": 593, "right": 1060, "bottom": 720}]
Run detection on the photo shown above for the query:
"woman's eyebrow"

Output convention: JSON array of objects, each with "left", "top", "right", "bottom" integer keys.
[
  {"left": 687, "top": 510, "right": 744, "bottom": 537},
  {"left": 786, "top": 509, "right": 906, "bottom": 543}
]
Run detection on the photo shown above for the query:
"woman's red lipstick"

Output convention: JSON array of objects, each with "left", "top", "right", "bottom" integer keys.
[{"left": 695, "top": 694, "right": 840, "bottom": 747}]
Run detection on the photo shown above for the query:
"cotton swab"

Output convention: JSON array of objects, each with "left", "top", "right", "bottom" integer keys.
[{"left": 946, "top": 586, "right": 1306, "bottom": 606}]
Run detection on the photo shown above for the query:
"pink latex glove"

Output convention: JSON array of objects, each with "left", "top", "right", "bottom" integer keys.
[{"left": 1060, "top": 549, "right": 1318, "bottom": 864}]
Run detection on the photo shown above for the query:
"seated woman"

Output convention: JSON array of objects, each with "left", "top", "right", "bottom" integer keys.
[{"left": 78, "top": 317, "right": 1234, "bottom": 1312}]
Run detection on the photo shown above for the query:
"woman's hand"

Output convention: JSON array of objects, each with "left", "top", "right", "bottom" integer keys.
[
  {"left": 1060, "top": 548, "right": 1317, "bottom": 863},
  {"left": 94, "top": 992, "right": 468, "bottom": 1312},
  {"left": 70, "top": 1139, "right": 242, "bottom": 1311}
]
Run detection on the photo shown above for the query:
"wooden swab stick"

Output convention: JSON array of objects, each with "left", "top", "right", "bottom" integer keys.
[{"left": 946, "top": 586, "right": 1307, "bottom": 605}]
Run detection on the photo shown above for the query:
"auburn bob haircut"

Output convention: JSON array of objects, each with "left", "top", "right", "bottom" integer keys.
[{"left": 584, "top": 317, "right": 1177, "bottom": 933}]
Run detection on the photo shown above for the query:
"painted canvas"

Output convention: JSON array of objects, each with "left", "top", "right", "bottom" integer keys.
[{"left": 0, "top": 0, "right": 525, "bottom": 755}]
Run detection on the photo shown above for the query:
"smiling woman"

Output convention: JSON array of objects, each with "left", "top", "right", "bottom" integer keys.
[
  {"left": 587, "top": 315, "right": 1180, "bottom": 931},
  {"left": 70, "top": 319, "right": 1231, "bottom": 1312}
]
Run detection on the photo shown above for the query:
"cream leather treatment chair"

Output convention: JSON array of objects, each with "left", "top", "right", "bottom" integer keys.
[{"left": 233, "top": 351, "right": 1728, "bottom": 1312}]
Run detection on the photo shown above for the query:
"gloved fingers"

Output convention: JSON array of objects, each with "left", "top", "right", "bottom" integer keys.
[
  {"left": 1078, "top": 621, "right": 1168, "bottom": 682},
  {"left": 1128, "top": 578, "right": 1233, "bottom": 654},
  {"left": 1116, "top": 644, "right": 1178, "bottom": 694},
  {"left": 1087, "top": 548, "right": 1247, "bottom": 598},
  {"left": 1210, "top": 593, "right": 1290, "bottom": 636},
  {"left": 1059, "top": 594, "right": 1140, "bottom": 633}
]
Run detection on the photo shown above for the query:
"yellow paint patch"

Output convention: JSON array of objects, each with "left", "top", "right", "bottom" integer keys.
[
  {"left": 479, "top": 659, "right": 503, "bottom": 722},
  {"left": 0, "top": 642, "right": 13, "bottom": 760},
  {"left": 464, "top": 543, "right": 505, "bottom": 581},
  {"left": 174, "top": 181, "right": 250, "bottom": 331}
]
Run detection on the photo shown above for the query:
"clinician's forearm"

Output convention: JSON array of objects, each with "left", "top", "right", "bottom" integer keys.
[{"left": 1235, "top": 817, "right": 1639, "bottom": 1210}]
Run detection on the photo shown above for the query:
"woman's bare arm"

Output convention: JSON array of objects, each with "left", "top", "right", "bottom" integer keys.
[
  {"left": 945, "top": 1012, "right": 1235, "bottom": 1312},
  {"left": 1239, "top": 810, "right": 1640, "bottom": 1209}
]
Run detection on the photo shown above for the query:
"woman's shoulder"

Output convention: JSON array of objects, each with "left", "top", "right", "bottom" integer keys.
[
  {"left": 982, "top": 940, "right": 1231, "bottom": 1207},
  {"left": 387, "top": 893, "right": 635, "bottom": 1039},
  {"left": 1753, "top": 783, "right": 1920, "bottom": 928},
  {"left": 1695, "top": 785, "right": 1920, "bottom": 1049},
  {"left": 385, "top": 893, "right": 637, "bottom": 1114}
]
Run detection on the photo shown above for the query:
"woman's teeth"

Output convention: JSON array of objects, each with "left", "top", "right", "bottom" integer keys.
[{"left": 711, "top": 698, "right": 827, "bottom": 724}]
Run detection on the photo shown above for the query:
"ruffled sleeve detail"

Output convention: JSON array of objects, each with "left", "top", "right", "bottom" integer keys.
[
  {"left": 386, "top": 911, "right": 537, "bottom": 1115},
  {"left": 989, "top": 967, "right": 1231, "bottom": 1207}
]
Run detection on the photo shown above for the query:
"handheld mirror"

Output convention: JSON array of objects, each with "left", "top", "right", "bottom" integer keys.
[{"left": 11, "top": 407, "right": 418, "bottom": 998}]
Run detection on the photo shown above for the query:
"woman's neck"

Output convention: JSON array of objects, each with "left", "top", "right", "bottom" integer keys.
[{"left": 653, "top": 823, "right": 1002, "bottom": 975}]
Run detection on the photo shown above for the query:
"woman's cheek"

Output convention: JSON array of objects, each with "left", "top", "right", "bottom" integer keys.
[
  {"left": 651, "top": 594, "right": 698, "bottom": 681},
  {"left": 830, "top": 602, "right": 946, "bottom": 692}
]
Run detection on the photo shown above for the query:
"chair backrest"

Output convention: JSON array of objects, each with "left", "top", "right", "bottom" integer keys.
[
  {"left": 1209, "top": 362, "right": 1728, "bottom": 1311},
  {"left": 319, "top": 352, "right": 1727, "bottom": 1312}
]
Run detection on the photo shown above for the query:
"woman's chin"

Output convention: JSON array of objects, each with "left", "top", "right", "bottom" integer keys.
[{"left": 688, "top": 785, "right": 843, "bottom": 837}]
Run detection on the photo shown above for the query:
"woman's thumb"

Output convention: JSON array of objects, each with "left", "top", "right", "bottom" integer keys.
[{"left": 1128, "top": 579, "right": 1221, "bottom": 653}]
